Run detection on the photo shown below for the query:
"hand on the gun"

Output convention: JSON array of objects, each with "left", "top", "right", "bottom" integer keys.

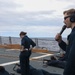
[{"left": 55, "top": 33, "right": 62, "bottom": 43}]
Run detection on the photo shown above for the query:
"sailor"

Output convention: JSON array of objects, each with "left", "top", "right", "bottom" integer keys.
[{"left": 19, "top": 31, "right": 36, "bottom": 75}]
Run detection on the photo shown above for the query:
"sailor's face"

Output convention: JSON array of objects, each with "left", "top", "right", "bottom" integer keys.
[
  {"left": 63, "top": 13, "right": 72, "bottom": 28},
  {"left": 20, "top": 35, "right": 24, "bottom": 39}
]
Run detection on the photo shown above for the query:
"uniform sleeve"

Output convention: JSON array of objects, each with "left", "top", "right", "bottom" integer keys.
[
  {"left": 63, "top": 38, "right": 75, "bottom": 75},
  {"left": 59, "top": 40, "right": 67, "bottom": 51},
  {"left": 30, "top": 39, "right": 36, "bottom": 47}
]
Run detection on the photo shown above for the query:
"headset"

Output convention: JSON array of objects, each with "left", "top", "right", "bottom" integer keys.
[{"left": 70, "top": 14, "right": 75, "bottom": 22}]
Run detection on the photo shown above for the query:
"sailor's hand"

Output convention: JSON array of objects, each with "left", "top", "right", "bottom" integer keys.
[
  {"left": 55, "top": 33, "right": 62, "bottom": 43},
  {"left": 29, "top": 48, "right": 33, "bottom": 51}
]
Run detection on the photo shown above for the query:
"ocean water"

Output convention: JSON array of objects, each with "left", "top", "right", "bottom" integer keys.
[
  {"left": 32, "top": 38, "right": 66, "bottom": 52},
  {"left": 0, "top": 36, "right": 66, "bottom": 52}
]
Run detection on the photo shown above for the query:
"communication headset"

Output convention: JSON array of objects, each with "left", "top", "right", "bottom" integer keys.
[{"left": 70, "top": 14, "right": 75, "bottom": 22}]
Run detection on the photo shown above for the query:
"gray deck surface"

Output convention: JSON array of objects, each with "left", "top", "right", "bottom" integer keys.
[{"left": 0, "top": 48, "right": 64, "bottom": 75}]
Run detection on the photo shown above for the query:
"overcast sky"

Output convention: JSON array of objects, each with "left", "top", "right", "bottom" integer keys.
[{"left": 0, "top": 0, "right": 75, "bottom": 38}]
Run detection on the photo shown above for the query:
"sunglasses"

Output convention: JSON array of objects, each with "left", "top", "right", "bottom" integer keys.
[{"left": 64, "top": 16, "right": 70, "bottom": 20}]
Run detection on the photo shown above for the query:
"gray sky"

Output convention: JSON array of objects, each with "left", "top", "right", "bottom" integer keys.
[{"left": 0, "top": 0, "right": 74, "bottom": 37}]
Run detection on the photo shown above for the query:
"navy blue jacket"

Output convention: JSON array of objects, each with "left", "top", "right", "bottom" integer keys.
[
  {"left": 62, "top": 27, "right": 75, "bottom": 75},
  {"left": 21, "top": 35, "right": 36, "bottom": 49}
]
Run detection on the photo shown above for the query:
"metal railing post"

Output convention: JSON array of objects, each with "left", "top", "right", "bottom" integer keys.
[{"left": 0, "top": 36, "right": 2, "bottom": 45}]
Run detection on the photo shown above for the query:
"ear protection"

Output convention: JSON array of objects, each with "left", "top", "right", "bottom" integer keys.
[{"left": 70, "top": 14, "right": 75, "bottom": 22}]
